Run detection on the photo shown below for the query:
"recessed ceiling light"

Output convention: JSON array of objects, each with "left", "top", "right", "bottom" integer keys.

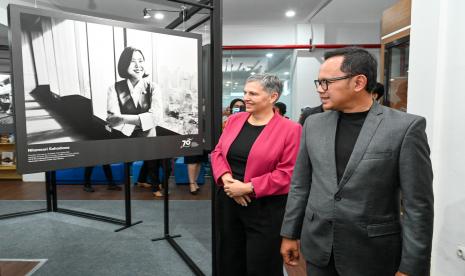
[
  {"left": 284, "top": 72, "right": 290, "bottom": 75},
  {"left": 250, "top": 72, "right": 256, "bottom": 75},
  {"left": 266, "top": 53, "right": 273, "bottom": 58},
  {"left": 154, "top": 12, "right": 164, "bottom": 20},
  {"left": 285, "top": 10, "right": 296, "bottom": 17}
]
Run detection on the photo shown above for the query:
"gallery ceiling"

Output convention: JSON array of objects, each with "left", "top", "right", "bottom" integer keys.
[
  {"left": 0, "top": 0, "right": 397, "bottom": 77},
  {"left": 1, "top": 0, "right": 397, "bottom": 29}
]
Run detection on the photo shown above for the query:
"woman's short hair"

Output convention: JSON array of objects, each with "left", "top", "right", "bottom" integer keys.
[
  {"left": 117, "top": 46, "right": 149, "bottom": 79},
  {"left": 245, "top": 73, "right": 283, "bottom": 97}
]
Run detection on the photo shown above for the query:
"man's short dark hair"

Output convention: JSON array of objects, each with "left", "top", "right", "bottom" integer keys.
[
  {"left": 118, "top": 46, "right": 149, "bottom": 79},
  {"left": 324, "top": 47, "right": 377, "bottom": 92},
  {"left": 274, "top": 102, "right": 287, "bottom": 115},
  {"left": 371, "top": 82, "right": 384, "bottom": 100}
]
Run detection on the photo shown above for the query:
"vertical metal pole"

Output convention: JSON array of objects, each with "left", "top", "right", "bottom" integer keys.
[
  {"left": 210, "top": 0, "right": 222, "bottom": 275},
  {"left": 51, "top": 171, "right": 57, "bottom": 211},
  {"left": 45, "top": 171, "right": 52, "bottom": 211},
  {"left": 163, "top": 159, "right": 170, "bottom": 236},
  {"left": 124, "top": 162, "right": 132, "bottom": 225}
]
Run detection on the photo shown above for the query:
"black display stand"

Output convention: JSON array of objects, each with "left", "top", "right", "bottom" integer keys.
[
  {"left": 0, "top": 164, "right": 142, "bottom": 233},
  {"left": 151, "top": 159, "right": 204, "bottom": 276},
  {"left": 53, "top": 163, "right": 142, "bottom": 232},
  {"left": 2, "top": 0, "right": 222, "bottom": 274}
]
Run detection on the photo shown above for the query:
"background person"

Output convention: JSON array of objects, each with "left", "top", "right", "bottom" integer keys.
[
  {"left": 211, "top": 74, "right": 302, "bottom": 276},
  {"left": 371, "top": 81, "right": 385, "bottom": 102},
  {"left": 184, "top": 153, "right": 208, "bottom": 195},
  {"left": 106, "top": 46, "right": 162, "bottom": 137},
  {"left": 135, "top": 159, "right": 171, "bottom": 198},
  {"left": 223, "top": 98, "right": 245, "bottom": 129},
  {"left": 83, "top": 164, "right": 121, "bottom": 192},
  {"left": 274, "top": 101, "right": 289, "bottom": 118}
]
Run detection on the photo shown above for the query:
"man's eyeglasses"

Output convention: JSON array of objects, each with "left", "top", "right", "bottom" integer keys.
[{"left": 314, "top": 75, "right": 354, "bottom": 91}]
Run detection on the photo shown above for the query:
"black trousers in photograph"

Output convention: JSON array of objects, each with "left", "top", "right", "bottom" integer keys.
[{"left": 218, "top": 189, "right": 287, "bottom": 276}]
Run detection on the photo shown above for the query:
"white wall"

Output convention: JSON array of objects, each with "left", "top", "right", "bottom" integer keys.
[
  {"left": 223, "top": 24, "right": 296, "bottom": 45},
  {"left": 408, "top": 0, "right": 465, "bottom": 274}
]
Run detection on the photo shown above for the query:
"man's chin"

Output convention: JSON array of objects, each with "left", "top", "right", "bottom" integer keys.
[{"left": 322, "top": 103, "right": 333, "bottom": 110}]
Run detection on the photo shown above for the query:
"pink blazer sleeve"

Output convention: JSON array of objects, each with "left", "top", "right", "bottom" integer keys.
[{"left": 251, "top": 123, "right": 302, "bottom": 198}]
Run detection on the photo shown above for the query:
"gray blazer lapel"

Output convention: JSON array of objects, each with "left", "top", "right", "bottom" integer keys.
[{"left": 337, "top": 102, "right": 384, "bottom": 191}]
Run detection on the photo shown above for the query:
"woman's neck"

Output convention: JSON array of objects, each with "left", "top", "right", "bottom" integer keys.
[
  {"left": 129, "top": 78, "right": 140, "bottom": 87},
  {"left": 248, "top": 108, "right": 275, "bottom": 126}
]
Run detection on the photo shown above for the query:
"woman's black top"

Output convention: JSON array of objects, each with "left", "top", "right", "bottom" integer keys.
[
  {"left": 335, "top": 110, "right": 369, "bottom": 183},
  {"left": 227, "top": 121, "right": 266, "bottom": 182}
]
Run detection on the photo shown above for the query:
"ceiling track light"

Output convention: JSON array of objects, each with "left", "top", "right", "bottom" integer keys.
[{"left": 143, "top": 8, "right": 182, "bottom": 20}]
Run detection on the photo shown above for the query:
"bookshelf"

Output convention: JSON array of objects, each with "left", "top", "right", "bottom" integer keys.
[{"left": 0, "top": 136, "right": 21, "bottom": 180}]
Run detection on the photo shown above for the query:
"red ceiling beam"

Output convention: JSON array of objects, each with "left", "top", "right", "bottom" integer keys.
[{"left": 222, "top": 44, "right": 381, "bottom": 50}]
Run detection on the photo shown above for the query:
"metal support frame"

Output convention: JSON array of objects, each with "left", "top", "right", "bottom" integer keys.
[
  {"left": 2, "top": 1, "right": 222, "bottom": 275},
  {"left": 53, "top": 164, "right": 142, "bottom": 232},
  {"left": 0, "top": 167, "right": 142, "bottom": 233},
  {"left": 165, "top": 0, "right": 211, "bottom": 29},
  {"left": 151, "top": 159, "right": 204, "bottom": 275},
  {"left": 186, "top": 15, "right": 210, "bottom": 32},
  {"left": 0, "top": 171, "right": 53, "bottom": 221}
]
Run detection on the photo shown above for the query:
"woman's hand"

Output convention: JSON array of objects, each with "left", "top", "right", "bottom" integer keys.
[
  {"left": 107, "top": 114, "right": 124, "bottom": 126},
  {"left": 233, "top": 195, "right": 251, "bottom": 207},
  {"left": 224, "top": 180, "right": 253, "bottom": 197},
  {"left": 221, "top": 173, "right": 235, "bottom": 186}
]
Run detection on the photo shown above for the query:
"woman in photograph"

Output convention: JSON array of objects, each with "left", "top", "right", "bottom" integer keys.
[
  {"left": 211, "top": 74, "right": 302, "bottom": 276},
  {"left": 106, "top": 46, "right": 162, "bottom": 137}
]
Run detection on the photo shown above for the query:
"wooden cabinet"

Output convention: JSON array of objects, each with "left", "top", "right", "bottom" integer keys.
[{"left": 0, "top": 142, "right": 21, "bottom": 180}]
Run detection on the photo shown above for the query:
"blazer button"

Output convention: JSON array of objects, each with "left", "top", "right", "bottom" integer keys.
[{"left": 334, "top": 195, "right": 342, "bottom": 201}]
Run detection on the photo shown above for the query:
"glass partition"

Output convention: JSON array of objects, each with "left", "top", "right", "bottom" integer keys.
[
  {"left": 384, "top": 37, "right": 409, "bottom": 111},
  {"left": 222, "top": 49, "right": 293, "bottom": 117}
]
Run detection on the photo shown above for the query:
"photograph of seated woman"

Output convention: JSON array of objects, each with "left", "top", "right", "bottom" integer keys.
[
  {"left": 211, "top": 74, "right": 302, "bottom": 276},
  {"left": 106, "top": 46, "right": 159, "bottom": 137}
]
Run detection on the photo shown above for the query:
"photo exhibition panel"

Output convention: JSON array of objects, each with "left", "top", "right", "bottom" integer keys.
[{"left": 9, "top": 5, "right": 203, "bottom": 173}]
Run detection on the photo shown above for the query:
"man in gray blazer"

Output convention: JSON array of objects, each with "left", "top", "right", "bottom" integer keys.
[{"left": 280, "top": 47, "right": 433, "bottom": 276}]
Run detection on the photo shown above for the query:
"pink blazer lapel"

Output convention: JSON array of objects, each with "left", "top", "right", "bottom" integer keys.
[{"left": 244, "top": 112, "right": 282, "bottom": 181}]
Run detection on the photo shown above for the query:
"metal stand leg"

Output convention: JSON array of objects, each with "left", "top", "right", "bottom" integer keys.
[
  {"left": 114, "top": 163, "right": 143, "bottom": 232},
  {"left": 151, "top": 159, "right": 204, "bottom": 275}
]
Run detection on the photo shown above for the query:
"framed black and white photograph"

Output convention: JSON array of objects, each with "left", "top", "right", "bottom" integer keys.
[{"left": 9, "top": 4, "right": 203, "bottom": 173}]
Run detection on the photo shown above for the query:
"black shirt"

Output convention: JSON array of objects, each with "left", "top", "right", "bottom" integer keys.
[
  {"left": 335, "top": 110, "right": 369, "bottom": 183},
  {"left": 227, "top": 121, "right": 266, "bottom": 182}
]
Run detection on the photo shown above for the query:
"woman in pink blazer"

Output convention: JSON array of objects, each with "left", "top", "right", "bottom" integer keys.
[{"left": 211, "top": 74, "right": 302, "bottom": 276}]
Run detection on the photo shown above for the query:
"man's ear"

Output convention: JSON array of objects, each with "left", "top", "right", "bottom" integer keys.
[{"left": 353, "top": 75, "right": 368, "bottom": 92}]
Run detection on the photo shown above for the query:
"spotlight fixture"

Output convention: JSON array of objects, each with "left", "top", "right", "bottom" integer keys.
[
  {"left": 143, "top": 8, "right": 151, "bottom": 19},
  {"left": 285, "top": 10, "right": 296, "bottom": 17},
  {"left": 266, "top": 53, "right": 273, "bottom": 58},
  {"left": 143, "top": 8, "right": 177, "bottom": 20}
]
